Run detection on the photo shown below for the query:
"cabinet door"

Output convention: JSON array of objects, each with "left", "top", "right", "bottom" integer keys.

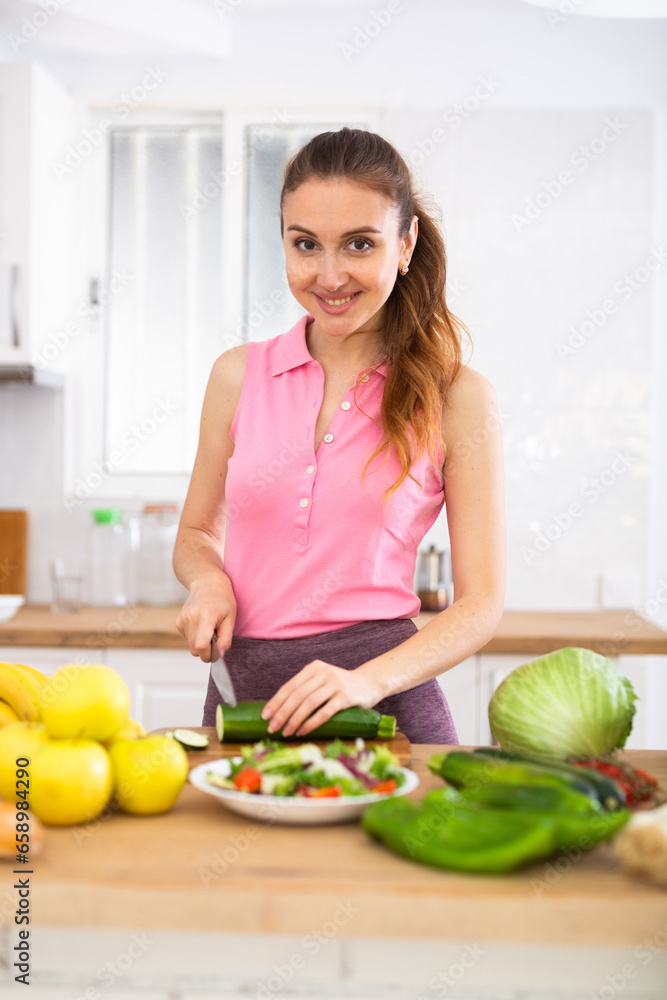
[
  {"left": 436, "top": 655, "right": 479, "bottom": 746},
  {"left": 0, "top": 646, "right": 106, "bottom": 674},
  {"left": 106, "top": 648, "right": 211, "bottom": 731},
  {"left": 0, "top": 61, "right": 75, "bottom": 365},
  {"left": 478, "top": 655, "right": 528, "bottom": 746},
  {"left": 0, "top": 63, "right": 31, "bottom": 363}
]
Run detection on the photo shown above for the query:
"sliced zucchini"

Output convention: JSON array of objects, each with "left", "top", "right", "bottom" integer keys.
[
  {"left": 216, "top": 700, "right": 396, "bottom": 742},
  {"left": 172, "top": 728, "right": 209, "bottom": 750}
]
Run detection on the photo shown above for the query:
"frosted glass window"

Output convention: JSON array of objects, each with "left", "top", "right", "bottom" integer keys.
[
  {"left": 105, "top": 126, "right": 224, "bottom": 475},
  {"left": 245, "top": 123, "right": 367, "bottom": 341}
]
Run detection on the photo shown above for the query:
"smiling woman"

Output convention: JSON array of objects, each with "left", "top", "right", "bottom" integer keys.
[{"left": 173, "top": 127, "right": 506, "bottom": 744}]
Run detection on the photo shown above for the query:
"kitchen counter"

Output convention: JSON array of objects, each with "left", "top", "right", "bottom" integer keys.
[
  {"left": 2, "top": 604, "right": 667, "bottom": 654},
  {"left": 28, "top": 744, "right": 667, "bottom": 946}
]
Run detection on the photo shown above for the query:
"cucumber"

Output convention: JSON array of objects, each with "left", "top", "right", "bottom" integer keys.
[
  {"left": 172, "top": 728, "right": 209, "bottom": 750},
  {"left": 472, "top": 748, "right": 625, "bottom": 811},
  {"left": 428, "top": 750, "right": 600, "bottom": 803},
  {"left": 215, "top": 700, "right": 396, "bottom": 742}
]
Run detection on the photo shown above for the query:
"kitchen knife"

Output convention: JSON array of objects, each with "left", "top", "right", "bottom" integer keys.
[{"left": 210, "top": 630, "right": 237, "bottom": 707}]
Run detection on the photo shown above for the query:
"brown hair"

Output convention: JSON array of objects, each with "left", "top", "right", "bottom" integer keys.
[{"left": 279, "top": 127, "right": 469, "bottom": 503}]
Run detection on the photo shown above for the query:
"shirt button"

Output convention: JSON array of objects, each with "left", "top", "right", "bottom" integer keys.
[
  {"left": 306, "top": 465, "right": 315, "bottom": 474},
  {"left": 300, "top": 498, "right": 309, "bottom": 508},
  {"left": 323, "top": 433, "right": 334, "bottom": 443},
  {"left": 360, "top": 374, "right": 369, "bottom": 382},
  {"left": 341, "top": 401, "right": 351, "bottom": 410}
]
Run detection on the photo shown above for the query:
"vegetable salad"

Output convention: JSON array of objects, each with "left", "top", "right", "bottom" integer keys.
[{"left": 206, "top": 738, "right": 406, "bottom": 797}]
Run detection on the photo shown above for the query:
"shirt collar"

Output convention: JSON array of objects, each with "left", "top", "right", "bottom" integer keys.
[{"left": 271, "top": 312, "right": 389, "bottom": 379}]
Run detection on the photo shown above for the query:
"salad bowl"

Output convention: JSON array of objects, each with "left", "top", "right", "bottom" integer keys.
[{"left": 189, "top": 755, "right": 420, "bottom": 825}]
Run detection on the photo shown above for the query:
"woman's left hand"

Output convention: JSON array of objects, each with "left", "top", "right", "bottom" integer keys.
[{"left": 260, "top": 660, "right": 382, "bottom": 737}]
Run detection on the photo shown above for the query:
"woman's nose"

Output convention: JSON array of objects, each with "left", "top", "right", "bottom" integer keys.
[{"left": 317, "top": 252, "right": 349, "bottom": 291}]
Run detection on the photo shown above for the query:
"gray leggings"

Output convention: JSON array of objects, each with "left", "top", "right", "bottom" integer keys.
[{"left": 202, "top": 617, "right": 459, "bottom": 745}]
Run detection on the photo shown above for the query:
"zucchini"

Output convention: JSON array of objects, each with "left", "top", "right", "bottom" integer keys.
[
  {"left": 172, "top": 728, "right": 209, "bottom": 750},
  {"left": 215, "top": 700, "right": 396, "bottom": 742},
  {"left": 472, "top": 748, "right": 625, "bottom": 811},
  {"left": 428, "top": 750, "right": 600, "bottom": 802}
]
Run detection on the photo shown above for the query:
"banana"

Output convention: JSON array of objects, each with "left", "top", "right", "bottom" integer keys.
[
  {"left": 0, "top": 700, "right": 20, "bottom": 726},
  {"left": 0, "top": 663, "right": 44, "bottom": 722},
  {"left": 11, "top": 662, "right": 48, "bottom": 687}
]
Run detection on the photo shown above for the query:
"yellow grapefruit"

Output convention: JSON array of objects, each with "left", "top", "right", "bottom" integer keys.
[
  {"left": 29, "top": 738, "right": 113, "bottom": 826},
  {"left": 109, "top": 734, "right": 188, "bottom": 815},
  {"left": 40, "top": 664, "right": 130, "bottom": 742},
  {"left": 105, "top": 717, "right": 146, "bottom": 746},
  {"left": 0, "top": 722, "right": 49, "bottom": 798}
]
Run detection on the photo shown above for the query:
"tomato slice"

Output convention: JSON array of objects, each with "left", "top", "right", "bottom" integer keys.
[
  {"left": 233, "top": 767, "right": 262, "bottom": 793},
  {"left": 371, "top": 779, "right": 398, "bottom": 794},
  {"left": 302, "top": 786, "right": 342, "bottom": 798}
]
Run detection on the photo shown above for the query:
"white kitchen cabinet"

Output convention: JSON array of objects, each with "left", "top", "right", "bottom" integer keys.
[
  {"left": 0, "top": 645, "right": 106, "bottom": 673},
  {"left": 437, "top": 655, "right": 479, "bottom": 745},
  {"left": 105, "top": 648, "right": 211, "bottom": 731},
  {"left": 0, "top": 61, "right": 76, "bottom": 366}
]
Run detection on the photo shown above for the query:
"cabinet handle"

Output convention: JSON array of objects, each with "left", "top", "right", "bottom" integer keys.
[{"left": 9, "top": 264, "right": 20, "bottom": 348}]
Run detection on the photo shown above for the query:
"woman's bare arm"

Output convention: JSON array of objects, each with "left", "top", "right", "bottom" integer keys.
[{"left": 173, "top": 344, "right": 247, "bottom": 661}]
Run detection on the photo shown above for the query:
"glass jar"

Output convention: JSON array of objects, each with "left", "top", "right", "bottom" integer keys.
[{"left": 134, "top": 504, "right": 188, "bottom": 605}]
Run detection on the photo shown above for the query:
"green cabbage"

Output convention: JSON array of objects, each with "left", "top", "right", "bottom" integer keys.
[{"left": 488, "top": 646, "right": 637, "bottom": 760}]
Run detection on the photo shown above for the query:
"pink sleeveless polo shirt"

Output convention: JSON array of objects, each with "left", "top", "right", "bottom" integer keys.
[{"left": 223, "top": 313, "right": 446, "bottom": 639}]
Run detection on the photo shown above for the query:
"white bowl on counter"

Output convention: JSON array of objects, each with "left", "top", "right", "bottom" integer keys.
[
  {"left": 189, "top": 756, "right": 420, "bottom": 826},
  {"left": 0, "top": 595, "right": 25, "bottom": 623}
]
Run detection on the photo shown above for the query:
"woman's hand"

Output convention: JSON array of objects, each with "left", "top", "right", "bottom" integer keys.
[
  {"left": 175, "top": 573, "right": 236, "bottom": 663},
  {"left": 260, "top": 660, "right": 383, "bottom": 737}
]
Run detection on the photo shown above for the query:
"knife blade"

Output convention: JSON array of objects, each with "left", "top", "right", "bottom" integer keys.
[{"left": 210, "top": 630, "right": 237, "bottom": 707}]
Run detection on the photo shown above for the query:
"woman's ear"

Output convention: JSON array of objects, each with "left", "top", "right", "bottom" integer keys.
[{"left": 404, "top": 214, "right": 419, "bottom": 257}]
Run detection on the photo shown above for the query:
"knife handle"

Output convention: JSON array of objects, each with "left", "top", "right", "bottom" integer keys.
[{"left": 210, "top": 630, "right": 220, "bottom": 663}]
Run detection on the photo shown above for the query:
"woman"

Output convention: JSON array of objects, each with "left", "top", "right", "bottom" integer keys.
[{"left": 173, "top": 127, "right": 505, "bottom": 744}]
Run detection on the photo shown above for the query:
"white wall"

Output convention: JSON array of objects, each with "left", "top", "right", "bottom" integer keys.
[{"left": 0, "top": 1, "right": 666, "bottom": 631}]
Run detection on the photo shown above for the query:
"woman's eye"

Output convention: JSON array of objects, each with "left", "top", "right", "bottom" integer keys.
[
  {"left": 294, "top": 238, "right": 317, "bottom": 252},
  {"left": 348, "top": 238, "right": 373, "bottom": 252}
]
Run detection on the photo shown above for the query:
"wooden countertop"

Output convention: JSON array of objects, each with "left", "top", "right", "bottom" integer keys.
[
  {"left": 1, "top": 604, "right": 667, "bottom": 654},
  {"left": 29, "top": 745, "right": 667, "bottom": 945}
]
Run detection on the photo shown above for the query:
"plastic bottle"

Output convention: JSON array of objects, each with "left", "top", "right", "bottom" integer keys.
[{"left": 89, "top": 508, "right": 127, "bottom": 606}]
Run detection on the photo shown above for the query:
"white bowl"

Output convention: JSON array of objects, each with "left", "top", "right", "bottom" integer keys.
[
  {"left": 189, "top": 756, "right": 420, "bottom": 826},
  {"left": 0, "top": 595, "right": 25, "bottom": 624}
]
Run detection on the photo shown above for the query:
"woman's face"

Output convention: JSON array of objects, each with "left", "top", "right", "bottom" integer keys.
[{"left": 281, "top": 177, "right": 418, "bottom": 342}]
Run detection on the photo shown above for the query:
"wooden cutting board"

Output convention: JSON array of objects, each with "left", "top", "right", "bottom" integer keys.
[
  {"left": 152, "top": 725, "right": 411, "bottom": 767},
  {"left": 0, "top": 510, "right": 27, "bottom": 594}
]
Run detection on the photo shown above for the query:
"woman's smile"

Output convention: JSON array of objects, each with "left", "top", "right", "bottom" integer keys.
[{"left": 313, "top": 290, "right": 362, "bottom": 314}]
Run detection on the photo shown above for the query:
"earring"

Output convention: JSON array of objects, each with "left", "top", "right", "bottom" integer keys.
[{"left": 399, "top": 262, "right": 409, "bottom": 275}]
